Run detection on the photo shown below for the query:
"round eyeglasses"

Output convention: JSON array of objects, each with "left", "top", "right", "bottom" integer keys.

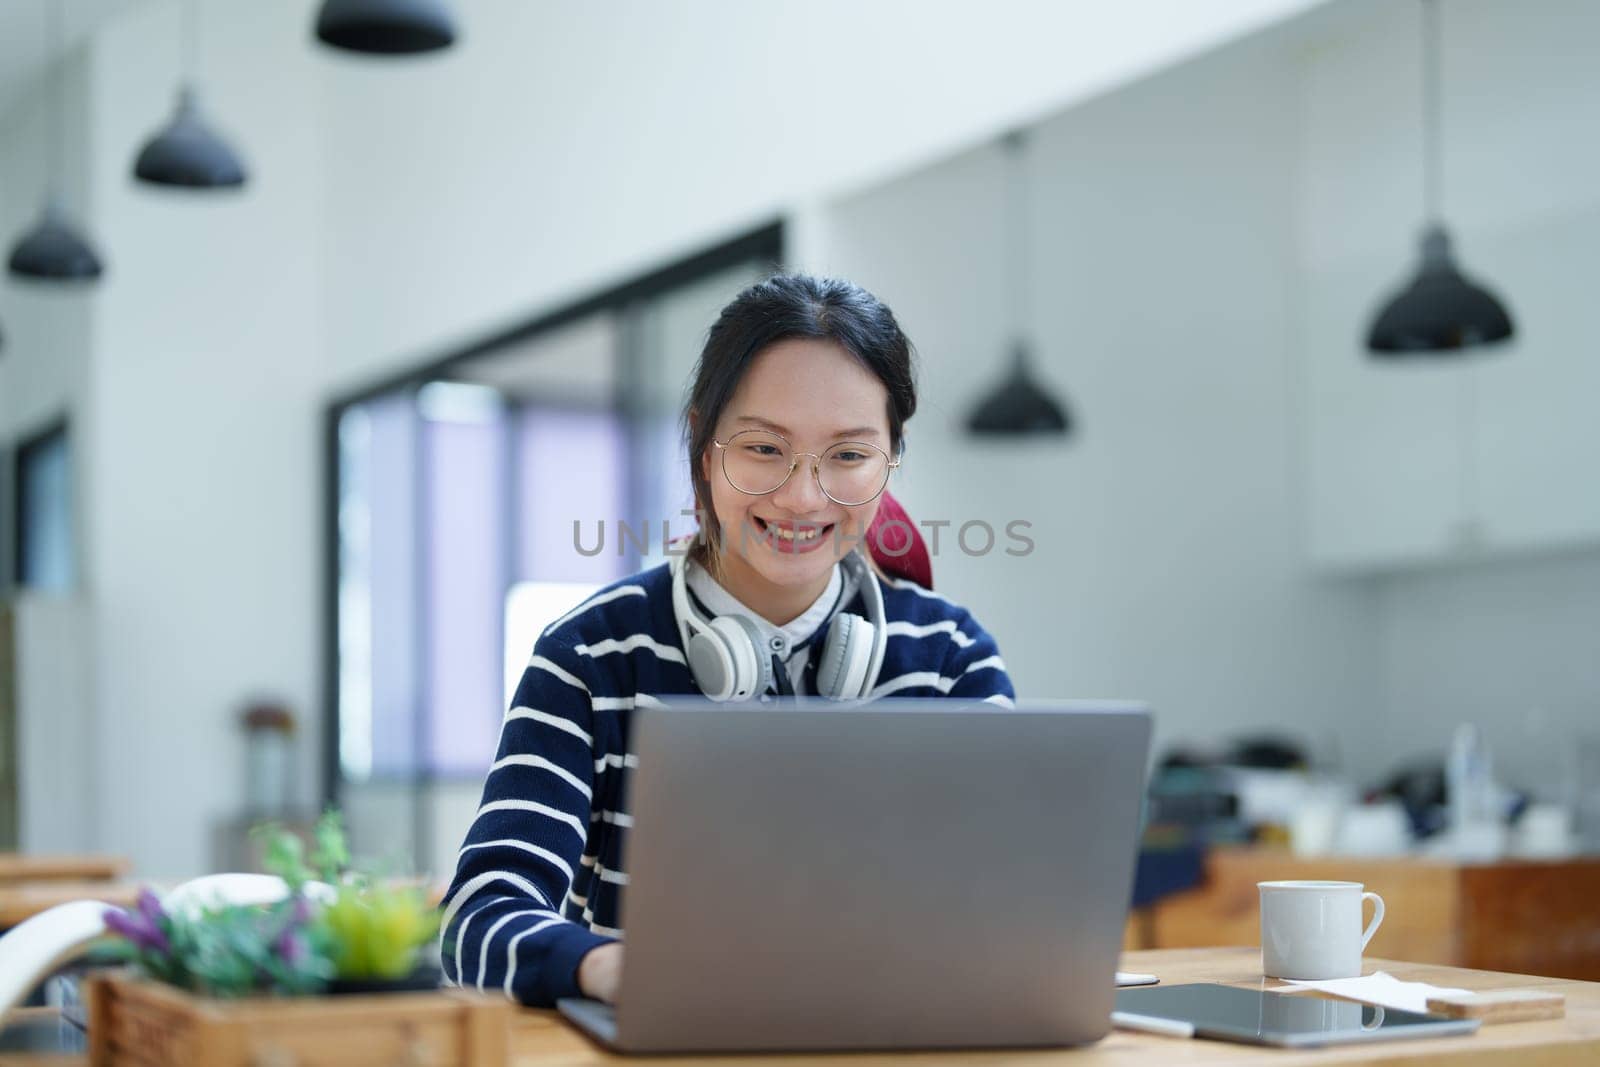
[{"left": 712, "top": 429, "right": 900, "bottom": 507}]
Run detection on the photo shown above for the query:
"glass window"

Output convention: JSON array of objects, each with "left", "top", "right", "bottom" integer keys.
[
  {"left": 502, "top": 580, "right": 602, "bottom": 709},
  {"left": 337, "top": 396, "right": 422, "bottom": 782},
  {"left": 517, "top": 406, "right": 630, "bottom": 583},
  {"left": 15, "top": 424, "right": 74, "bottom": 592},
  {"left": 423, "top": 394, "right": 510, "bottom": 777},
  {"left": 330, "top": 227, "right": 780, "bottom": 800}
]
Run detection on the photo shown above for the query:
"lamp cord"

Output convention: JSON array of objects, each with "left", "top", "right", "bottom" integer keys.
[
  {"left": 1422, "top": 0, "right": 1442, "bottom": 226},
  {"left": 1003, "top": 130, "right": 1030, "bottom": 373},
  {"left": 1456, "top": 356, "right": 1481, "bottom": 547},
  {"left": 49, "top": 0, "right": 63, "bottom": 192},
  {"left": 183, "top": 0, "right": 199, "bottom": 86},
  {"left": 1427, "top": 0, "right": 1478, "bottom": 545}
]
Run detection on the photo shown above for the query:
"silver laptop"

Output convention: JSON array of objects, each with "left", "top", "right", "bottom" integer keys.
[{"left": 558, "top": 699, "right": 1152, "bottom": 1054}]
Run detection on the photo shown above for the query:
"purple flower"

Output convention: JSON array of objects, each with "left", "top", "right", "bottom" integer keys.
[
  {"left": 291, "top": 895, "right": 314, "bottom": 925},
  {"left": 104, "top": 892, "right": 171, "bottom": 956},
  {"left": 274, "top": 928, "right": 307, "bottom": 967},
  {"left": 103, "top": 908, "right": 142, "bottom": 941},
  {"left": 136, "top": 889, "right": 166, "bottom": 928}
]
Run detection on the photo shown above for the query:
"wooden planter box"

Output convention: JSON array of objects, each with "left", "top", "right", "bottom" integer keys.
[{"left": 84, "top": 972, "right": 510, "bottom": 1067}]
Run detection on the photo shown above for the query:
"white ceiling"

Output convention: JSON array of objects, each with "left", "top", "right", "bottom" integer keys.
[{"left": 0, "top": 0, "right": 148, "bottom": 125}]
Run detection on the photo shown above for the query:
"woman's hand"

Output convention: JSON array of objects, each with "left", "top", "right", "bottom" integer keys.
[{"left": 577, "top": 942, "right": 624, "bottom": 1003}]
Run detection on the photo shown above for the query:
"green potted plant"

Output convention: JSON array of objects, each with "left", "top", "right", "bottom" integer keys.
[
  {"left": 101, "top": 810, "right": 440, "bottom": 998},
  {"left": 85, "top": 812, "right": 503, "bottom": 1066}
]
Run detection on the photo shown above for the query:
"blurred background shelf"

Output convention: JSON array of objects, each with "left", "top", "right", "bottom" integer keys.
[
  {"left": 0, "top": 880, "right": 140, "bottom": 931},
  {"left": 0, "top": 855, "right": 128, "bottom": 885}
]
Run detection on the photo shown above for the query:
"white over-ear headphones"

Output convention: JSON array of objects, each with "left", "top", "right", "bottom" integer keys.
[{"left": 670, "top": 549, "right": 887, "bottom": 702}]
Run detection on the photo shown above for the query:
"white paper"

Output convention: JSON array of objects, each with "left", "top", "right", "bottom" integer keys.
[{"left": 1282, "top": 971, "right": 1472, "bottom": 1014}]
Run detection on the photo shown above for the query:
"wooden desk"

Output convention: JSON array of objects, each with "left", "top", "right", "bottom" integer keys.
[
  {"left": 4, "top": 948, "right": 1598, "bottom": 1064},
  {"left": 1127, "top": 849, "right": 1600, "bottom": 981},
  {"left": 500, "top": 948, "right": 1600, "bottom": 1065}
]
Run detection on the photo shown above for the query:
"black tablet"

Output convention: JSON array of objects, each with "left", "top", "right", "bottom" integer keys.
[{"left": 1114, "top": 983, "right": 1482, "bottom": 1048}]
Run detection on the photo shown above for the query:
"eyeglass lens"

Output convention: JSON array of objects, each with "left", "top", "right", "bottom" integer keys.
[{"left": 721, "top": 429, "right": 890, "bottom": 506}]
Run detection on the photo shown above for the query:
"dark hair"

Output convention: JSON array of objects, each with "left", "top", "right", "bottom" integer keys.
[{"left": 683, "top": 273, "right": 918, "bottom": 569}]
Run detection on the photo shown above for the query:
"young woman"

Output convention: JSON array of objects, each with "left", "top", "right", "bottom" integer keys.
[{"left": 440, "top": 273, "right": 1015, "bottom": 1006}]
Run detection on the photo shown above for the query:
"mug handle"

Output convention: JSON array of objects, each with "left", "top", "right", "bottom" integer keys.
[{"left": 1360, "top": 891, "right": 1386, "bottom": 951}]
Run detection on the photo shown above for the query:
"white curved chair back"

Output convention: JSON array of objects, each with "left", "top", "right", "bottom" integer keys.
[
  {"left": 0, "top": 874, "right": 336, "bottom": 1027},
  {"left": 0, "top": 900, "right": 117, "bottom": 1029},
  {"left": 161, "top": 873, "right": 334, "bottom": 919}
]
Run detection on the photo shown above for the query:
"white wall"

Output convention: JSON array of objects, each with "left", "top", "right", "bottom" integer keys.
[
  {"left": 0, "top": 42, "right": 95, "bottom": 435},
  {"left": 1294, "top": 0, "right": 1600, "bottom": 789},
  {"left": 0, "top": 41, "right": 97, "bottom": 485},
  {"left": 0, "top": 44, "right": 102, "bottom": 852},
  {"left": 13, "top": 595, "right": 95, "bottom": 851},
  {"left": 81, "top": 0, "right": 325, "bottom": 876},
  {"left": 316, "top": 0, "right": 1324, "bottom": 392},
  {"left": 818, "top": 22, "right": 1380, "bottom": 771}
]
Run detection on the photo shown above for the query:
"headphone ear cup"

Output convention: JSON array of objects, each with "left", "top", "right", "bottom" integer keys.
[
  {"left": 686, "top": 626, "right": 738, "bottom": 702},
  {"left": 702, "top": 614, "right": 769, "bottom": 701},
  {"left": 816, "top": 613, "right": 876, "bottom": 700}
]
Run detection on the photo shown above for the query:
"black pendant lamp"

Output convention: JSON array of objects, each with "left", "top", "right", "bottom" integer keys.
[
  {"left": 968, "top": 340, "right": 1072, "bottom": 434},
  {"left": 1367, "top": 0, "right": 1513, "bottom": 356},
  {"left": 8, "top": 198, "right": 104, "bottom": 280},
  {"left": 134, "top": 2, "right": 246, "bottom": 189},
  {"left": 8, "top": 1, "right": 105, "bottom": 282},
  {"left": 966, "top": 131, "right": 1073, "bottom": 437},
  {"left": 134, "top": 86, "right": 247, "bottom": 187},
  {"left": 315, "top": 0, "right": 457, "bottom": 55}
]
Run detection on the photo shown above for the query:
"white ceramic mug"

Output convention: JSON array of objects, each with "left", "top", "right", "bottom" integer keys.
[{"left": 1258, "top": 880, "right": 1385, "bottom": 980}]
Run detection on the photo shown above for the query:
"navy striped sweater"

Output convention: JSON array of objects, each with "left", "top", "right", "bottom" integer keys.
[{"left": 439, "top": 560, "right": 1016, "bottom": 1006}]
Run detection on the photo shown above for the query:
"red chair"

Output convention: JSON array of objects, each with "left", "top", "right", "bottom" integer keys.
[{"left": 866, "top": 490, "right": 933, "bottom": 591}]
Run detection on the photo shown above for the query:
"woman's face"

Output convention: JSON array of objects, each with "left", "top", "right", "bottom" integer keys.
[{"left": 703, "top": 337, "right": 893, "bottom": 598}]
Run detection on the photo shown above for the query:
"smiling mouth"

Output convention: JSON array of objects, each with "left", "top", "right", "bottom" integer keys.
[{"left": 753, "top": 516, "right": 833, "bottom": 544}]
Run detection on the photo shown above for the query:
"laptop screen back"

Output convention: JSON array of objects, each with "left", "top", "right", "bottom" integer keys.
[{"left": 610, "top": 699, "right": 1152, "bottom": 1053}]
